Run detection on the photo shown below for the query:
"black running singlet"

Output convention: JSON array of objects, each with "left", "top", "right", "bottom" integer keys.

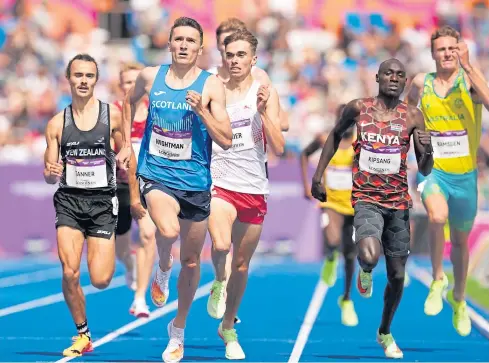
[{"left": 59, "top": 101, "right": 116, "bottom": 196}]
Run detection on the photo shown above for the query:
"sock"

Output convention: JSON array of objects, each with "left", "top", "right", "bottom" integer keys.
[{"left": 76, "top": 320, "right": 91, "bottom": 340}]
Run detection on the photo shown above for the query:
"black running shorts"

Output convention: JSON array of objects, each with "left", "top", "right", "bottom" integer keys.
[
  {"left": 54, "top": 189, "right": 118, "bottom": 239},
  {"left": 139, "top": 176, "right": 211, "bottom": 222},
  {"left": 353, "top": 201, "right": 410, "bottom": 257},
  {"left": 116, "top": 183, "right": 132, "bottom": 236}
]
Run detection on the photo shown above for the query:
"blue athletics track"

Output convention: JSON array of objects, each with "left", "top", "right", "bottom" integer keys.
[{"left": 0, "top": 255, "right": 488, "bottom": 363}]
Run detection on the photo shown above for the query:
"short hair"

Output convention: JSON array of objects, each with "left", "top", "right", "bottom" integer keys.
[
  {"left": 119, "top": 61, "right": 144, "bottom": 78},
  {"left": 223, "top": 29, "right": 258, "bottom": 54},
  {"left": 431, "top": 26, "right": 460, "bottom": 52},
  {"left": 216, "top": 18, "right": 247, "bottom": 40},
  {"left": 66, "top": 53, "right": 99, "bottom": 81},
  {"left": 169, "top": 17, "right": 204, "bottom": 45}
]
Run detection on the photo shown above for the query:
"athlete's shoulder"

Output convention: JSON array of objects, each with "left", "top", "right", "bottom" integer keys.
[
  {"left": 251, "top": 67, "right": 271, "bottom": 85},
  {"left": 348, "top": 97, "right": 369, "bottom": 111},
  {"left": 204, "top": 73, "right": 224, "bottom": 88},
  {"left": 411, "top": 72, "right": 428, "bottom": 88},
  {"left": 141, "top": 65, "right": 161, "bottom": 81},
  {"left": 46, "top": 109, "right": 64, "bottom": 134}
]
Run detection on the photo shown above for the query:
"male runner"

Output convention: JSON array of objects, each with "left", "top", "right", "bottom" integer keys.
[
  {"left": 208, "top": 29, "right": 285, "bottom": 359},
  {"left": 311, "top": 59, "right": 433, "bottom": 358},
  {"left": 209, "top": 18, "right": 289, "bottom": 132},
  {"left": 116, "top": 17, "right": 232, "bottom": 363},
  {"left": 300, "top": 104, "right": 359, "bottom": 327},
  {"left": 206, "top": 18, "right": 288, "bottom": 319},
  {"left": 114, "top": 62, "right": 156, "bottom": 318},
  {"left": 43, "top": 53, "right": 123, "bottom": 356},
  {"left": 405, "top": 25, "right": 489, "bottom": 336}
]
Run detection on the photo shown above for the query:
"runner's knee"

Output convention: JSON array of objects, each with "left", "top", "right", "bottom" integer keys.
[
  {"left": 62, "top": 266, "right": 80, "bottom": 285},
  {"left": 90, "top": 275, "right": 111, "bottom": 290},
  {"left": 139, "top": 227, "right": 156, "bottom": 246},
  {"left": 428, "top": 209, "right": 448, "bottom": 225},
  {"left": 89, "top": 268, "right": 114, "bottom": 290},
  {"left": 385, "top": 255, "right": 407, "bottom": 285},
  {"left": 212, "top": 236, "right": 231, "bottom": 253},
  {"left": 358, "top": 238, "right": 381, "bottom": 268},
  {"left": 181, "top": 254, "right": 200, "bottom": 270},
  {"left": 156, "top": 220, "right": 180, "bottom": 241}
]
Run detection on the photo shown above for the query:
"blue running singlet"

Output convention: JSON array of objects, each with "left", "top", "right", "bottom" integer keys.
[{"left": 137, "top": 65, "right": 213, "bottom": 191}]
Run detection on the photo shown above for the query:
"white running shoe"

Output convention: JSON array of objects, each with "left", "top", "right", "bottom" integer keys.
[
  {"left": 162, "top": 319, "right": 184, "bottom": 363},
  {"left": 151, "top": 255, "right": 173, "bottom": 307},
  {"left": 129, "top": 298, "right": 150, "bottom": 318}
]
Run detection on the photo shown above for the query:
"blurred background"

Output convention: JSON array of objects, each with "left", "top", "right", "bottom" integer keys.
[{"left": 0, "top": 0, "right": 487, "bottom": 297}]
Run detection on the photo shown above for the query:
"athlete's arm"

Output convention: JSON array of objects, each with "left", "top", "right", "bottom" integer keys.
[
  {"left": 189, "top": 75, "right": 232, "bottom": 150},
  {"left": 118, "top": 67, "right": 155, "bottom": 169},
  {"left": 300, "top": 134, "right": 326, "bottom": 200},
  {"left": 252, "top": 67, "right": 289, "bottom": 131},
  {"left": 410, "top": 106, "right": 434, "bottom": 176},
  {"left": 122, "top": 67, "right": 153, "bottom": 147},
  {"left": 110, "top": 103, "right": 122, "bottom": 134},
  {"left": 260, "top": 85, "right": 285, "bottom": 155},
  {"left": 464, "top": 67, "right": 489, "bottom": 110},
  {"left": 127, "top": 149, "right": 146, "bottom": 219},
  {"left": 43, "top": 113, "right": 63, "bottom": 184},
  {"left": 311, "top": 99, "right": 360, "bottom": 202},
  {"left": 404, "top": 73, "right": 426, "bottom": 107}
]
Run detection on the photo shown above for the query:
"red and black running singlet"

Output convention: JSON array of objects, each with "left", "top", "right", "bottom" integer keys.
[{"left": 352, "top": 98, "right": 412, "bottom": 210}]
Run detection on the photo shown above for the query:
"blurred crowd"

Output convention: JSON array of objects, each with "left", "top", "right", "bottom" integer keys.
[{"left": 2, "top": 0, "right": 489, "bottom": 204}]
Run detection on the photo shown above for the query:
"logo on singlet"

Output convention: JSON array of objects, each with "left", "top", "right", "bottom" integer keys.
[{"left": 360, "top": 132, "right": 400, "bottom": 145}]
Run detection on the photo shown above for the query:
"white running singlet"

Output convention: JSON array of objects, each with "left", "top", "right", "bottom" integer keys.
[{"left": 211, "top": 80, "right": 269, "bottom": 195}]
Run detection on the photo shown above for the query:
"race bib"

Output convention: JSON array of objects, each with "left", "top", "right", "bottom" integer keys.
[
  {"left": 431, "top": 130, "right": 470, "bottom": 159},
  {"left": 359, "top": 145, "right": 401, "bottom": 174},
  {"left": 149, "top": 125, "right": 192, "bottom": 160},
  {"left": 326, "top": 166, "right": 352, "bottom": 190},
  {"left": 66, "top": 157, "right": 108, "bottom": 189},
  {"left": 231, "top": 119, "right": 254, "bottom": 152}
]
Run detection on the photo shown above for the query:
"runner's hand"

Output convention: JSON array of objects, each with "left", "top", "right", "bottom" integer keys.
[
  {"left": 257, "top": 85, "right": 270, "bottom": 113},
  {"left": 130, "top": 202, "right": 146, "bottom": 220},
  {"left": 415, "top": 130, "right": 431, "bottom": 145},
  {"left": 311, "top": 179, "right": 327, "bottom": 202},
  {"left": 45, "top": 161, "right": 63, "bottom": 177},
  {"left": 116, "top": 145, "right": 132, "bottom": 171},
  {"left": 186, "top": 91, "right": 204, "bottom": 116}
]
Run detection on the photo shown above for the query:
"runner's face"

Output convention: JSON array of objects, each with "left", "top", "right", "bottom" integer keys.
[
  {"left": 119, "top": 69, "right": 139, "bottom": 95},
  {"left": 225, "top": 40, "right": 256, "bottom": 80},
  {"left": 169, "top": 26, "right": 203, "bottom": 66},
  {"left": 68, "top": 60, "right": 97, "bottom": 99},
  {"left": 377, "top": 62, "right": 406, "bottom": 98},
  {"left": 432, "top": 36, "right": 458, "bottom": 72},
  {"left": 218, "top": 32, "right": 232, "bottom": 56}
]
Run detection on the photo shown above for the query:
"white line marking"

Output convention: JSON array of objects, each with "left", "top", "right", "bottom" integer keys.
[
  {"left": 54, "top": 280, "right": 214, "bottom": 363},
  {"left": 288, "top": 279, "right": 329, "bottom": 363},
  {"left": 409, "top": 262, "right": 489, "bottom": 339},
  {"left": 0, "top": 275, "right": 126, "bottom": 318},
  {"left": 0, "top": 267, "right": 62, "bottom": 288}
]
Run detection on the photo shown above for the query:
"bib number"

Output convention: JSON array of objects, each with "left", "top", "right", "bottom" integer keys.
[
  {"left": 231, "top": 119, "right": 254, "bottom": 152},
  {"left": 66, "top": 158, "right": 108, "bottom": 189},
  {"left": 149, "top": 125, "right": 192, "bottom": 160},
  {"left": 431, "top": 130, "right": 470, "bottom": 159},
  {"left": 326, "top": 167, "right": 352, "bottom": 190},
  {"left": 359, "top": 145, "right": 401, "bottom": 174}
]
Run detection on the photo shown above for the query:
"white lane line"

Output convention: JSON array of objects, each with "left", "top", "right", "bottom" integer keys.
[
  {"left": 55, "top": 279, "right": 214, "bottom": 363},
  {"left": 288, "top": 279, "right": 329, "bottom": 363},
  {"left": 0, "top": 275, "right": 126, "bottom": 318}
]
